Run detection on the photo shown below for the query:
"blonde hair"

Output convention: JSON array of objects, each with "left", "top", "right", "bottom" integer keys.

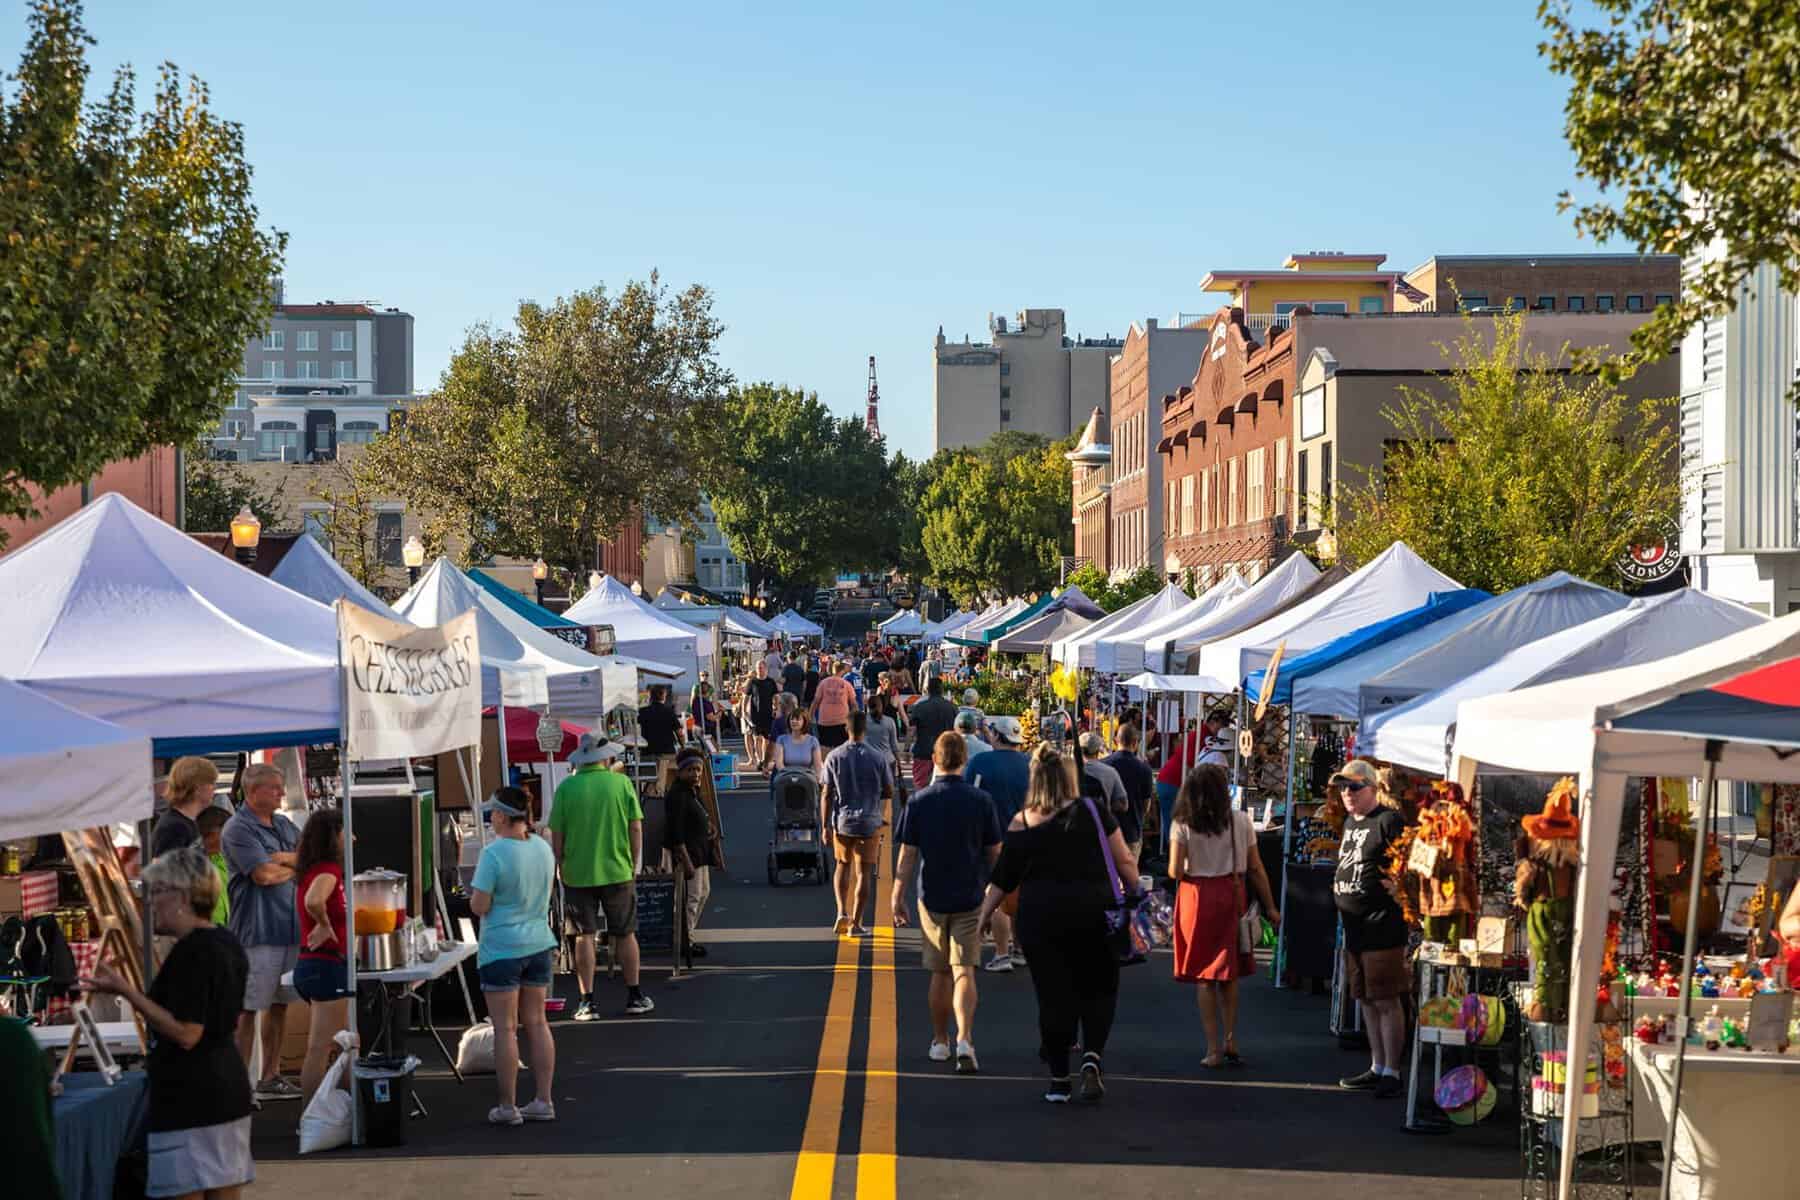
[
  {"left": 932, "top": 730, "right": 968, "bottom": 772},
  {"left": 143, "top": 844, "right": 221, "bottom": 919},
  {"left": 167, "top": 756, "right": 219, "bottom": 807},
  {"left": 1024, "top": 744, "right": 1077, "bottom": 815}
]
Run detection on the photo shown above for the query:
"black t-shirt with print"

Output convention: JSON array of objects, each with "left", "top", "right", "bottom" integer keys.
[
  {"left": 1332, "top": 807, "right": 1408, "bottom": 952},
  {"left": 146, "top": 925, "right": 253, "bottom": 1132},
  {"left": 747, "top": 677, "right": 779, "bottom": 724}
]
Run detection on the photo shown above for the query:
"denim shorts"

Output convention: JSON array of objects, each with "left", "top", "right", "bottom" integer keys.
[
  {"left": 293, "top": 955, "right": 352, "bottom": 1002},
  {"left": 478, "top": 948, "right": 553, "bottom": 993}
]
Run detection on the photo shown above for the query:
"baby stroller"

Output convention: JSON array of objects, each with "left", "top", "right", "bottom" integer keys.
[{"left": 767, "top": 768, "right": 828, "bottom": 886}]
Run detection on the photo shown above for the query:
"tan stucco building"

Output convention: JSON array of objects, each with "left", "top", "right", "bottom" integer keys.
[{"left": 934, "top": 309, "right": 1122, "bottom": 451}]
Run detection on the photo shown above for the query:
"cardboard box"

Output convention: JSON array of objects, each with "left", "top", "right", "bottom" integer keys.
[{"left": 0, "top": 870, "right": 60, "bottom": 918}]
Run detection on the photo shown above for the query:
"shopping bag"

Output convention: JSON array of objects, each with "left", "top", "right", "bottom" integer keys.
[
  {"left": 297, "top": 1030, "right": 357, "bottom": 1155},
  {"left": 1083, "top": 797, "right": 1149, "bottom": 966},
  {"left": 456, "top": 1020, "right": 496, "bottom": 1075}
]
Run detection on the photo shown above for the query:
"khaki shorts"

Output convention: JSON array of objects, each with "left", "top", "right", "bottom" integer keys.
[
  {"left": 918, "top": 907, "right": 980, "bottom": 973},
  {"left": 832, "top": 831, "right": 883, "bottom": 868},
  {"left": 1346, "top": 944, "right": 1409, "bottom": 1002}
]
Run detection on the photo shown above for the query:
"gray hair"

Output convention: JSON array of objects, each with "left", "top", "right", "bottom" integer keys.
[
  {"left": 144, "top": 844, "right": 221, "bottom": 919},
  {"left": 962, "top": 689, "right": 980, "bottom": 706},
  {"left": 240, "top": 763, "right": 284, "bottom": 795}
]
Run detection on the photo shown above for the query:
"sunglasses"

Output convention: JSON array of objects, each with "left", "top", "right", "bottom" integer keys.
[{"left": 1338, "top": 780, "right": 1371, "bottom": 792}]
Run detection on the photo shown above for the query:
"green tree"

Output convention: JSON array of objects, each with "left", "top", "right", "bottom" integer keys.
[
  {"left": 1332, "top": 309, "right": 1680, "bottom": 593},
  {"left": 181, "top": 445, "right": 282, "bottom": 534},
  {"left": 305, "top": 453, "right": 391, "bottom": 590},
  {"left": 366, "top": 276, "right": 729, "bottom": 588},
  {"left": 1106, "top": 564, "right": 1165, "bottom": 610},
  {"left": 1064, "top": 562, "right": 1115, "bottom": 611},
  {"left": 919, "top": 433, "right": 1073, "bottom": 604},
  {"left": 709, "top": 383, "right": 893, "bottom": 599},
  {"left": 1539, "top": 0, "right": 1800, "bottom": 389},
  {"left": 0, "top": 1, "right": 284, "bottom": 547},
  {"left": 884, "top": 451, "right": 935, "bottom": 583}
]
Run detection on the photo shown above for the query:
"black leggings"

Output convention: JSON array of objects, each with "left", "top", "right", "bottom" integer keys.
[{"left": 1019, "top": 927, "right": 1120, "bottom": 1078}]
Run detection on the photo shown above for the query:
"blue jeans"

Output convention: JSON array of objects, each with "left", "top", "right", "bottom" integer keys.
[
  {"left": 293, "top": 955, "right": 351, "bottom": 1002},
  {"left": 1156, "top": 781, "right": 1179, "bottom": 857},
  {"left": 478, "top": 948, "right": 553, "bottom": 993}
]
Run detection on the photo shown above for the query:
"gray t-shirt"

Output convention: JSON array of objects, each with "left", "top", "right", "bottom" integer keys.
[
  {"left": 222, "top": 808, "right": 301, "bottom": 949},
  {"left": 823, "top": 741, "right": 890, "bottom": 837}
]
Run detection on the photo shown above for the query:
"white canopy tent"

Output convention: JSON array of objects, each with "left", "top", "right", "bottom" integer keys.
[
  {"left": 1195, "top": 542, "right": 1459, "bottom": 692},
  {"left": 922, "top": 608, "right": 979, "bottom": 642},
  {"left": 0, "top": 677, "right": 153, "bottom": 842},
  {"left": 767, "top": 609, "right": 825, "bottom": 639},
  {"left": 0, "top": 494, "right": 341, "bottom": 753},
  {"left": 879, "top": 609, "right": 927, "bottom": 638},
  {"left": 562, "top": 574, "right": 705, "bottom": 688},
  {"left": 948, "top": 597, "right": 1027, "bottom": 644},
  {"left": 1449, "top": 611, "right": 1800, "bottom": 1198},
  {"left": 396, "top": 559, "right": 637, "bottom": 714},
  {"left": 273, "top": 535, "right": 550, "bottom": 712},
  {"left": 1354, "top": 571, "right": 1627, "bottom": 723},
  {"left": 1061, "top": 584, "right": 1192, "bottom": 671},
  {"left": 1116, "top": 573, "right": 1258, "bottom": 677},
  {"left": 993, "top": 607, "right": 1093, "bottom": 656},
  {"left": 1364, "top": 589, "right": 1765, "bottom": 774}
]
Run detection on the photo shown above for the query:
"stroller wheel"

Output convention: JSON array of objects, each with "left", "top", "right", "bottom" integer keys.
[
  {"left": 767, "top": 853, "right": 780, "bottom": 887},
  {"left": 813, "top": 849, "right": 829, "bottom": 885}
]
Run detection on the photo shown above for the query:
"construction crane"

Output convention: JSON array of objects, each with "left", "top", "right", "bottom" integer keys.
[{"left": 865, "top": 355, "right": 880, "bottom": 438}]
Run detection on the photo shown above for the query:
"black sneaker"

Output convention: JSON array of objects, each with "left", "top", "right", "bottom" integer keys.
[
  {"left": 1077, "top": 1055, "right": 1105, "bottom": 1105},
  {"left": 1044, "top": 1078, "right": 1073, "bottom": 1104},
  {"left": 1373, "top": 1073, "right": 1403, "bottom": 1100},
  {"left": 1339, "top": 1068, "right": 1381, "bottom": 1091}
]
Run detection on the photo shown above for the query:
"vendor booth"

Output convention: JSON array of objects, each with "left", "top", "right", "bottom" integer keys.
[
  {"left": 992, "top": 606, "right": 1093, "bottom": 657},
  {"left": 562, "top": 574, "right": 706, "bottom": 687},
  {"left": 1104, "top": 574, "right": 1254, "bottom": 678},
  {"left": 922, "top": 608, "right": 978, "bottom": 643},
  {"left": 271, "top": 533, "right": 400, "bottom": 619},
  {"left": 767, "top": 608, "right": 825, "bottom": 640},
  {"left": 946, "top": 597, "right": 1028, "bottom": 647},
  {"left": 879, "top": 609, "right": 927, "bottom": 640},
  {"left": 1055, "top": 583, "right": 1189, "bottom": 670},
  {"left": 1451, "top": 612, "right": 1800, "bottom": 1200},
  {"left": 1145, "top": 555, "right": 1329, "bottom": 675}
]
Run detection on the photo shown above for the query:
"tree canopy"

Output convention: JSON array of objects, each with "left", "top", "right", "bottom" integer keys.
[
  {"left": 1540, "top": 0, "right": 1800, "bottom": 388},
  {"left": 1064, "top": 561, "right": 1166, "bottom": 613},
  {"left": 919, "top": 433, "right": 1073, "bottom": 605},
  {"left": 364, "top": 276, "right": 729, "bottom": 585},
  {"left": 0, "top": 0, "right": 284, "bottom": 546},
  {"left": 1332, "top": 309, "right": 1680, "bottom": 593}
]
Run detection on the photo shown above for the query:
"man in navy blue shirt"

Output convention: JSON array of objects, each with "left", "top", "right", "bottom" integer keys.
[
  {"left": 892, "top": 731, "right": 1001, "bottom": 1076},
  {"left": 965, "top": 717, "right": 1031, "bottom": 973},
  {"left": 1103, "top": 723, "right": 1156, "bottom": 864}
]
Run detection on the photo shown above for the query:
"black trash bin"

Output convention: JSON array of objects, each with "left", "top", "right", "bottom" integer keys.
[{"left": 354, "top": 1055, "right": 416, "bottom": 1147}]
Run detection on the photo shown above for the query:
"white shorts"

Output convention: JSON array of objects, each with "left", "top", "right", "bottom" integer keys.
[
  {"left": 243, "top": 943, "right": 300, "bottom": 1011},
  {"left": 147, "top": 1116, "right": 254, "bottom": 1198}
]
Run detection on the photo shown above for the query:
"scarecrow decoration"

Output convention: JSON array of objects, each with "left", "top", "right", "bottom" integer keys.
[{"left": 1514, "top": 778, "right": 1581, "bottom": 1023}]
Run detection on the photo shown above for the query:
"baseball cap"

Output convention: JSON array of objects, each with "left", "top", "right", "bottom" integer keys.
[
  {"left": 988, "top": 716, "right": 1024, "bottom": 746},
  {"left": 1328, "top": 759, "right": 1379, "bottom": 791}
]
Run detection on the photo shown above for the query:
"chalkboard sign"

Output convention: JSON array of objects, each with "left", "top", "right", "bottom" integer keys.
[{"left": 631, "top": 874, "right": 681, "bottom": 956}]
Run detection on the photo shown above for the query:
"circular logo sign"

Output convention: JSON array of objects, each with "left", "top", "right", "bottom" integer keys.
[{"left": 1616, "top": 518, "right": 1681, "bottom": 585}]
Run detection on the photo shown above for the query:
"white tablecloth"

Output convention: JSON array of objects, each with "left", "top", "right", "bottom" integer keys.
[
  {"left": 281, "top": 939, "right": 477, "bottom": 989},
  {"left": 1630, "top": 1041, "right": 1800, "bottom": 1200}
]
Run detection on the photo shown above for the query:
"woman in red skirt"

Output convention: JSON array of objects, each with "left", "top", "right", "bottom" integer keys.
[{"left": 1169, "top": 765, "right": 1279, "bottom": 1069}]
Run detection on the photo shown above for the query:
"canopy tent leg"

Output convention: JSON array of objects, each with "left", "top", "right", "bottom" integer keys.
[{"left": 1275, "top": 707, "right": 1297, "bottom": 990}]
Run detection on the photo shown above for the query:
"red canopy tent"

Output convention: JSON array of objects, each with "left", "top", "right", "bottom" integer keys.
[{"left": 485, "top": 706, "right": 588, "bottom": 764}]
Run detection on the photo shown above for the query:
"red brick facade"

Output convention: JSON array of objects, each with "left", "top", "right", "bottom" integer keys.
[
  {"left": 1157, "top": 309, "right": 1295, "bottom": 582},
  {"left": 595, "top": 512, "right": 645, "bottom": 586}
]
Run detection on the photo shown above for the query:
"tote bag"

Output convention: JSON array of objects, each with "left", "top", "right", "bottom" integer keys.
[{"left": 1082, "top": 797, "right": 1150, "bottom": 966}]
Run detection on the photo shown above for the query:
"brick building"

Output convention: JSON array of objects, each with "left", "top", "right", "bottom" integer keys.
[
  {"left": 1106, "top": 319, "right": 1212, "bottom": 577},
  {"left": 1158, "top": 309, "right": 1296, "bottom": 584},
  {"left": 1398, "top": 253, "right": 1679, "bottom": 315},
  {"left": 1067, "top": 408, "right": 1111, "bottom": 573}
]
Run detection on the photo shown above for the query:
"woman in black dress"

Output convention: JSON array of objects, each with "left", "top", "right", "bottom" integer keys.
[
  {"left": 978, "top": 745, "right": 1140, "bottom": 1104},
  {"left": 84, "top": 844, "right": 253, "bottom": 1199}
]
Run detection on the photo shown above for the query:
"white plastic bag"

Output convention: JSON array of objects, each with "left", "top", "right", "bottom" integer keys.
[
  {"left": 297, "top": 1030, "right": 358, "bottom": 1155},
  {"left": 456, "top": 1019, "right": 496, "bottom": 1075}
]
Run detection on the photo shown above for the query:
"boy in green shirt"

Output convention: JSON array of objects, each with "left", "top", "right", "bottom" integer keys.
[
  {"left": 549, "top": 734, "right": 652, "bottom": 1018},
  {"left": 197, "top": 806, "right": 231, "bottom": 926}
]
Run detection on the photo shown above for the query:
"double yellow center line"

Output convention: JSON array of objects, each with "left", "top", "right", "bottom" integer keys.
[{"left": 789, "top": 802, "right": 897, "bottom": 1200}]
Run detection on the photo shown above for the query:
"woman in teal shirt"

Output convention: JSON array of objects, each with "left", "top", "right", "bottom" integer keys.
[{"left": 471, "top": 787, "right": 559, "bottom": 1127}]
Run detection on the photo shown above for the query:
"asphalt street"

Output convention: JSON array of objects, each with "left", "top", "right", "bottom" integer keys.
[{"left": 252, "top": 746, "right": 1520, "bottom": 1199}]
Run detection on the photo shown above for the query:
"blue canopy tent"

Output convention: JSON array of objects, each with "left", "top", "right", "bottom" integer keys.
[{"left": 1241, "top": 589, "right": 1491, "bottom": 707}]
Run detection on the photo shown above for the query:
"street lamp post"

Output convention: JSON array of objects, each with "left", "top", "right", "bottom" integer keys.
[
  {"left": 229, "top": 507, "right": 261, "bottom": 566},
  {"left": 532, "top": 557, "right": 549, "bottom": 607},
  {"left": 402, "top": 535, "right": 425, "bottom": 584},
  {"left": 629, "top": 579, "right": 643, "bottom": 597}
]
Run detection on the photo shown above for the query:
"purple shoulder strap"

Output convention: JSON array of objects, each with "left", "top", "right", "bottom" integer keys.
[{"left": 1082, "top": 796, "right": 1123, "bottom": 902}]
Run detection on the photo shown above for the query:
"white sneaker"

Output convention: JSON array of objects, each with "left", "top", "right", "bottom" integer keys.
[
  {"left": 520, "top": 1099, "right": 557, "bottom": 1122},
  {"left": 954, "top": 1040, "right": 979, "bottom": 1075},
  {"left": 927, "top": 1041, "right": 951, "bottom": 1062},
  {"left": 1009, "top": 949, "right": 1027, "bottom": 966},
  {"left": 982, "top": 955, "right": 1014, "bottom": 973},
  {"left": 488, "top": 1104, "right": 523, "bottom": 1126}
]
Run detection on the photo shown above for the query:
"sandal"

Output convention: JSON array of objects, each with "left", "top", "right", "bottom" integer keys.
[
  {"left": 1200, "top": 1055, "right": 1227, "bottom": 1070},
  {"left": 1223, "top": 1049, "right": 1245, "bottom": 1068}
]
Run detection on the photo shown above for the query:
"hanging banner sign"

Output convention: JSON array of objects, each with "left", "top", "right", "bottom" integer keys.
[{"left": 339, "top": 601, "right": 482, "bottom": 761}]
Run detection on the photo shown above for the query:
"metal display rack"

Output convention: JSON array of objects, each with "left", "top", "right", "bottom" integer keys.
[{"left": 1516, "top": 1002, "right": 1636, "bottom": 1199}]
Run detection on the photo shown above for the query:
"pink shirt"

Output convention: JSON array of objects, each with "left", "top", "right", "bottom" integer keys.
[{"left": 814, "top": 676, "right": 856, "bottom": 726}]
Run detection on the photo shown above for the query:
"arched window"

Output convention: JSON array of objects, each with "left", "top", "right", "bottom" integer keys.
[
  {"left": 257, "top": 421, "right": 300, "bottom": 457},
  {"left": 338, "top": 420, "right": 381, "bottom": 445}
]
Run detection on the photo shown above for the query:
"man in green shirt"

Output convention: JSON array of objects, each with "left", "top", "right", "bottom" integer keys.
[{"left": 549, "top": 733, "right": 653, "bottom": 1018}]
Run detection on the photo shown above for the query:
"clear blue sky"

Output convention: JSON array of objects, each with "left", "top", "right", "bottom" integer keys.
[{"left": 51, "top": 2, "right": 1600, "bottom": 460}]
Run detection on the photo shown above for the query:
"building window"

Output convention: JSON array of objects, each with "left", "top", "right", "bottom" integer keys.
[
  {"left": 1625, "top": 294, "right": 1645, "bottom": 312},
  {"left": 1566, "top": 295, "right": 1586, "bottom": 312},
  {"left": 339, "top": 420, "right": 380, "bottom": 445},
  {"left": 1199, "top": 469, "right": 1210, "bottom": 533},
  {"left": 376, "top": 510, "right": 404, "bottom": 566},
  {"left": 1358, "top": 296, "right": 1383, "bottom": 314},
  {"left": 1246, "top": 447, "right": 1266, "bottom": 523},
  {"left": 1180, "top": 475, "right": 1195, "bottom": 536},
  {"left": 257, "top": 421, "right": 300, "bottom": 457},
  {"left": 1274, "top": 438, "right": 1288, "bottom": 518},
  {"left": 999, "top": 409, "right": 1010, "bottom": 423},
  {"left": 332, "top": 360, "right": 355, "bottom": 379},
  {"left": 1653, "top": 293, "right": 1674, "bottom": 308},
  {"left": 1320, "top": 442, "right": 1334, "bottom": 523},
  {"left": 1296, "top": 449, "right": 1309, "bottom": 529},
  {"left": 296, "top": 360, "right": 320, "bottom": 379},
  {"left": 262, "top": 331, "right": 284, "bottom": 351},
  {"left": 1227, "top": 457, "right": 1240, "bottom": 528},
  {"left": 1596, "top": 294, "right": 1615, "bottom": 312},
  {"left": 999, "top": 362, "right": 1010, "bottom": 376},
  {"left": 1509, "top": 296, "right": 1527, "bottom": 312},
  {"left": 1000, "top": 386, "right": 1011, "bottom": 400},
  {"left": 1457, "top": 295, "right": 1490, "bottom": 312},
  {"left": 331, "top": 330, "right": 354, "bottom": 351},
  {"left": 265, "top": 359, "right": 285, "bottom": 379},
  {"left": 1534, "top": 295, "right": 1556, "bottom": 311},
  {"left": 295, "top": 330, "right": 318, "bottom": 352}
]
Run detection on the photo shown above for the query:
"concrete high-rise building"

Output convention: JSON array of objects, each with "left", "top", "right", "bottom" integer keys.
[{"left": 933, "top": 308, "right": 1122, "bottom": 451}]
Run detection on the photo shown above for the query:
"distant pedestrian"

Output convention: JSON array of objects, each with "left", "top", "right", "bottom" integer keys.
[
  {"left": 965, "top": 718, "right": 1030, "bottom": 973},
  {"left": 1103, "top": 725, "right": 1156, "bottom": 864},
  {"left": 955, "top": 709, "right": 992, "bottom": 760},
  {"left": 978, "top": 745, "right": 1139, "bottom": 1104},
  {"left": 149, "top": 756, "right": 218, "bottom": 859},
  {"left": 775, "top": 710, "right": 825, "bottom": 777},
  {"left": 863, "top": 693, "right": 903, "bottom": 788},
  {"left": 892, "top": 732, "right": 1001, "bottom": 1075},
  {"left": 221, "top": 763, "right": 302, "bottom": 1103},
  {"left": 907, "top": 678, "right": 958, "bottom": 792},
  {"left": 745, "top": 660, "right": 778, "bottom": 766},
  {"left": 822, "top": 711, "right": 893, "bottom": 936},
  {"left": 472, "top": 788, "right": 559, "bottom": 1125},
  {"left": 811, "top": 661, "right": 858, "bottom": 749},
  {"left": 803, "top": 658, "right": 822, "bottom": 708},
  {"left": 664, "top": 750, "right": 719, "bottom": 958},
  {"left": 550, "top": 734, "right": 653, "bottom": 1019},
  {"left": 1077, "top": 732, "right": 1127, "bottom": 819},
  {"left": 781, "top": 653, "right": 807, "bottom": 701},
  {"left": 1169, "top": 765, "right": 1278, "bottom": 1071},
  {"left": 638, "top": 685, "right": 684, "bottom": 758},
  {"left": 1155, "top": 710, "right": 1224, "bottom": 856}
]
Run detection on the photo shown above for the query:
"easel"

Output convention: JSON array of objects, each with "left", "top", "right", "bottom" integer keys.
[{"left": 58, "top": 826, "right": 150, "bottom": 1067}]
